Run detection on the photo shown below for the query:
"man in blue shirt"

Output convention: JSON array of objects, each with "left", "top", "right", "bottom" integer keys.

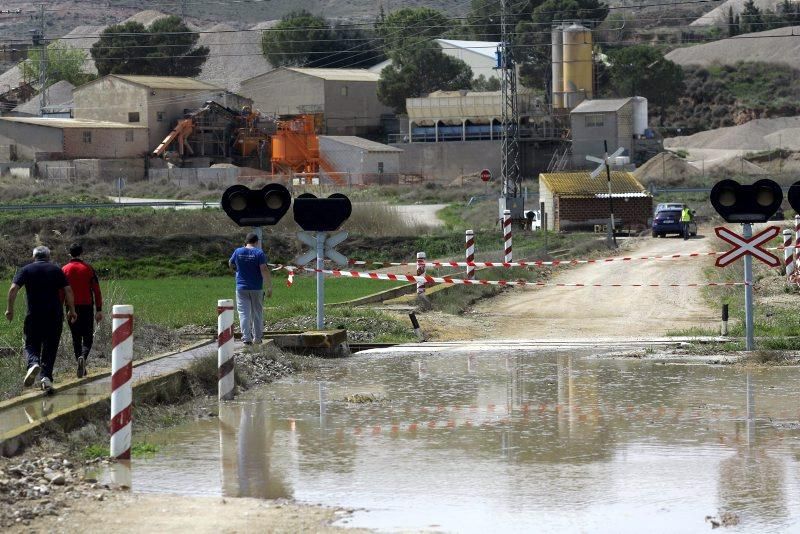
[{"left": 228, "top": 233, "right": 272, "bottom": 344}]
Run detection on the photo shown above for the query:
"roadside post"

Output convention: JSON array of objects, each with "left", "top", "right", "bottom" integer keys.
[
  {"left": 795, "top": 214, "right": 800, "bottom": 270},
  {"left": 721, "top": 304, "right": 729, "bottom": 336},
  {"left": 110, "top": 305, "right": 134, "bottom": 460},
  {"left": 783, "top": 229, "right": 795, "bottom": 280},
  {"left": 416, "top": 252, "right": 427, "bottom": 296},
  {"left": 115, "top": 177, "right": 125, "bottom": 204},
  {"left": 586, "top": 141, "right": 624, "bottom": 248},
  {"left": 293, "top": 193, "right": 352, "bottom": 330},
  {"left": 465, "top": 230, "right": 475, "bottom": 280},
  {"left": 503, "top": 210, "right": 512, "bottom": 263},
  {"left": 710, "top": 179, "right": 783, "bottom": 351},
  {"left": 217, "top": 299, "right": 235, "bottom": 401},
  {"left": 787, "top": 184, "right": 800, "bottom": 273}
]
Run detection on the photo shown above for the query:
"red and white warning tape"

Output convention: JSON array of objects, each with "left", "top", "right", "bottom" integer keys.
[{"left": 284, "top": 266, "right": 747, "bottom": 288}]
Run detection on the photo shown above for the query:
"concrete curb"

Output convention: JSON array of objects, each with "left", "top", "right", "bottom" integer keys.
[
  {"left": 0, "top": 367, "right": 192, "bottom": 457},
  {"left": 0, "top": 339, "right": 212, "bottom": 412}
]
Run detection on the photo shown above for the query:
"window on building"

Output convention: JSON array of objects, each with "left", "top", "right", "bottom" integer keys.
[
  {"left": 377, "top": 161, "right": 384, "bottom": 174},
  {"left": 128, "top": 112, "right": 140, "bottom": 123},
  {"left": 157, "top": 111, "right": 165, "bottom": 122},
  {"left": 82, "top": 131, "right": 92, "bottom": 144},
  {"left": 585, "top": 114, "right": 604, "bottom": 127},
  {"left": 340, "top": 86, "right": 348, "bottom": 97},
  {"left": 125, "top": 130, "right": 134, "bottom": 142}
]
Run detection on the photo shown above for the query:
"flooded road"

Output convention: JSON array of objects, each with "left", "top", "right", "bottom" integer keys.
[{"left": 117, "top": 350, "right": 800, "bottom": 533}]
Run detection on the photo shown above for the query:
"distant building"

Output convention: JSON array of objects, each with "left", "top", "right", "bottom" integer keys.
[
  {"left": 0, "top": 117, "right": 148, "bottom": 160},
  {"left": 370, "top": 39, "right": 501, "bottom": 83},
  {"left": 539, "top": 171, "right": 652, "bottom": 232},
  {"left": 239, "top": 68, "right": 392, "bottom": 136},
  {"left": 72, "top": 75, "right": 233, "bottom": 151},
  {"left": 319, "top": 136, "right": 402, "bottom": 185},
  {"left": 9, "top": 80, "right": 75, "bottom": 118}
]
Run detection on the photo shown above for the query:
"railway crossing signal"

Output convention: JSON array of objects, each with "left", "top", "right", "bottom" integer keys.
[
  {"left": 220, "top": 183, "right": 291, "bottom": 227},
  {"left": 709, "top": 179, "right": 783, "bottom": 223},
  {"left": 787, "top": 181, "right": 800, "bottom": 213},
  {"left": 714, "top": 226, "right": 780, "bottom": 268},
  {"left": 586, "top": 141, "right": 625, "bottom": 247},
  {"left": 293, "top": 193, "right": 353, "bottom": 330}
]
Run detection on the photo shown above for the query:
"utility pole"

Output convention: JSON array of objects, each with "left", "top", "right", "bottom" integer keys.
[
  {"left": 180, "top": 0, "right": 188, "bottom": 20},
  {"left": 499, "top": 0, "right": 520, "bottom": 204},
  {"left": 32, "top": 3, "right": 47, "bottom": 116}
]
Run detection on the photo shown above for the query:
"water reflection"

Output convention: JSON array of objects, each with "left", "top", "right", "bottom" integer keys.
[{"left": 128, "top": 353, "right": 800, "bottom": 532}]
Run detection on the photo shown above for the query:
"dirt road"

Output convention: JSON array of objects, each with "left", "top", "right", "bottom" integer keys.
[{"left": 473, "top": 233, "right": 718, "bottom": 339}]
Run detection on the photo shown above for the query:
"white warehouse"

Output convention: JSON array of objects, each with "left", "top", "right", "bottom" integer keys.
[{"left": 319, "top": 136, "right": 402, "bottom": 186}]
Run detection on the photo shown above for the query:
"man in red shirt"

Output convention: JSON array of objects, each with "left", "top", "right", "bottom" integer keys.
[{"left": 62, "top": 243, "right": 103, "bottom": 378}]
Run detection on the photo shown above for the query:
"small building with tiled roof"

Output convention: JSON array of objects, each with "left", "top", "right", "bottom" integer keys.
[{"left": 539, "top": 171, "right": 652, "bottom": 232}]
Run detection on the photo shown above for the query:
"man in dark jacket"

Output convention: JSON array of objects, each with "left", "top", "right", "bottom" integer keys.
[
  {"left": 62, "top": 243, "right": 103, "bottom": 378},
  {"left": 5, "top": 246, "right": 77, "bottom": 392}
]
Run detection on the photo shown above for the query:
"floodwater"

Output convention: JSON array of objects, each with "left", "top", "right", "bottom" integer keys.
[{"left": 114, "top": 351, "right": 800, "bottom": 533}]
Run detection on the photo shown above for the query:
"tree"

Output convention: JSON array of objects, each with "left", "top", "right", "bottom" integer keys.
[
  {"left": 606, "top": 45, "right": 684, "bottom": 123},
  {"left": 466, "top": 0, "right": 543, "bottom": 41},
  {"left": 728, "top": 7, "right": 739, "bottom": 37},
  {"left": 145, "top": 16, "right": 209, "bottom": 77},
  {"left": 472, "top": 74, "right": 501, "bottom": 91},
  {"left": 778, "top": 0, "right": 800, "bottom": 25},
  {"left": 22, "top": 42, "right": 95, "bottom": 88},
  {"left": 261, "top": 11, "right": 384, "bottom": 68},
  {"left": 91, "top": 16, "right": 208, "bottom": 76},
  {"left": 377, "top": 46, "right": 473, "bottom": 113},
  {"left": 376, "top": 8, "right": 450, "bottom": 54},
  {"left": 739, "top": 0, "right": 763, "bottom": 34}
]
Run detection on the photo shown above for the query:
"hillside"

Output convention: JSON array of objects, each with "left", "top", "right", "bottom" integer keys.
[
  {"left": 689, "top": 0, "right": 782, "bottom": 26},
  {"left": 665, "top": 25, "right": 800, "bottom": 70}
]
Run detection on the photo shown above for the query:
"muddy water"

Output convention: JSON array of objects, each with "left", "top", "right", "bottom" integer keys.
[{"left": 122, "top": 352, "right": 800, "bottom": 533}]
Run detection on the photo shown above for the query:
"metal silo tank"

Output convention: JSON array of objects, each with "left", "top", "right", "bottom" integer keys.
[
  {"left": 551, "top": 25, "right": 564, "bottom": 109},
  {"left": 631, "top": 96, "right": 648, "bottom": 136},
  {"left": 562, "top": 23, "right": 593, "bottom": 109}
]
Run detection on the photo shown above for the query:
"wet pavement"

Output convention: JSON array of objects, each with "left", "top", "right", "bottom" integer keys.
[{"left": 104, "top": 349, "right": 800, "bottom": 533}]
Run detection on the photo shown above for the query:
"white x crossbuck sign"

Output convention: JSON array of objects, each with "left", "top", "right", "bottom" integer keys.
[{"left": 715, "top": 226, "right": 781, "bottom": 268}]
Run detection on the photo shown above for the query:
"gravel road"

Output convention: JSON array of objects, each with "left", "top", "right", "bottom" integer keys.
[{"left": 472, "top": 232, "right": 718, "bottom": 339}]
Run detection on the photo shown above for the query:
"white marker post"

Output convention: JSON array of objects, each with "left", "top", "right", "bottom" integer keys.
[
  {"left": 503, "top": 210, "right": 512, "bottom": 263},
  {"left": 783, "top": 229, "right": 795, "bottom": 281},
  {"left": 465, "top": 229, "right": 475, "bottom": 280},
  {"left": 217, "top": 299, "right": 235, "bottom": 401},
  {"left": 110, "top": 305, "right": 134, "bottom": 460},
  {"left": 416, "top": 252, "right": 426, "bottom": 296}
]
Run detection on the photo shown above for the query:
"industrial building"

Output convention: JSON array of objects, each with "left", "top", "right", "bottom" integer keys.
[
  {"left": 569, "top": 97, "right": 661, "bottom": 167},
  {"left": 239, "top": 68, "right": 392, "bottom": 136},
  {"left": 72, "top": 75, "right": 236, "bottom": 151},
  {"left": 0, "top": 117, "right": 148, "bottom": 160},
  {"left": 370, "top": 39, "right": 501, "bottom": 83},
  {"left": 319, "top": 136, "right": 402, "bottom": 186},
  {"left": 539, "top": 171, "right": 652, "bottom": 232}
]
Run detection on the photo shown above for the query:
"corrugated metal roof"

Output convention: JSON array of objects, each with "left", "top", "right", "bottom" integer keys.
[
  {"left": 321, "top": 136, "right": 403, "bottom": 153},
  {"left": 286, "top": 68, "right": 380, "bottom": 82},
  {"left": 539, "top": 171, "right": 647, "bottom": 197},
  {"left": 111, "top": 75, "right": 221, "bottom": 91},
  {"left": 0, "top": 117, "right": 146, "bottom": 129},
  {"left": 571, "top": 98, "right": 632, "bottom": 114},
  {"left": 435, "top": 39, "right": 500, "bottom": 60}
]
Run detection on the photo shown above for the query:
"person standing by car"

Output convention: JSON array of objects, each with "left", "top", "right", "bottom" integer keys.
[
  {"left": 5, "top": 246, "right": 77, "bottom": 392},
  {"left": 681, "top": 206, "right": 693, "bottom": 240},
  {"left": 229, "top": 233, "right": 273, "bottom": 345},
  {"left": 62, "top": 243, "right": 103, "bottom": 378}
]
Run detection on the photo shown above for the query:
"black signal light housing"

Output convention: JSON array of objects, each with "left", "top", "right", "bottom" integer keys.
[
  {"left": 293, "top": 192, "right": 352, "bottom": 232},
  {"left": 220, "top": 184, "right": 292, "bottom": 226},
  {"left": 709, "top": 179, "right": 783, "bottom": 223}
]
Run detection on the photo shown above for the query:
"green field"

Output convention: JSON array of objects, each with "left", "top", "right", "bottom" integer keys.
[{"left": 0, "top": 275, "right": 407, "bottom": 346}]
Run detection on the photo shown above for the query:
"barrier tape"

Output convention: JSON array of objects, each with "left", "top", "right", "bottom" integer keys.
[{"left": 284, "top": 266, "right": 748, "bottom": 288}]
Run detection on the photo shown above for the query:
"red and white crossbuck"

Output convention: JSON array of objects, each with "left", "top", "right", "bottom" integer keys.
[{"left": 715, "top": 226, "right": 781, "bottom": 268}]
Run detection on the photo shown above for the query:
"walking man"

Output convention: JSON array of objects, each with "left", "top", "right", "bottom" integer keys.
[
  {"left": 62, "top": 243, "right": 103, "bottom": 378},
  {"left": 229, "top": 233, "right": 272, "bottom": 345},
  {"left": 5, "top": 246, "right": 77, "bottom": 391}
]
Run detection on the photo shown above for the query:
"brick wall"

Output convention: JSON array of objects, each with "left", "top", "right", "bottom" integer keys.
[{"left": 555, "top": 195, "right": 652, "bottom": 232}]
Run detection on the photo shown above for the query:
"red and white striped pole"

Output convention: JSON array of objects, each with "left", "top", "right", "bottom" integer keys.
[
  {"left": 416, "top": 252, "right": 426, "bottom": 295},
  {"left": 465, "top": 229, "right": 475, "bottom": 280},
  {"left": 110, "top": 304, "right": 133, "bottom": 460},
  {"left": 784, "top": 229, "right": 795, "bottom": 280},
  {"left": 217, "top": 299, "right": 235, "bottom": 401},
  {"left": 794, "top": 215, "right": 800, "bottom": 271},
  {"left": 503, "top": 209, "right": 512, "bottom": 263}
]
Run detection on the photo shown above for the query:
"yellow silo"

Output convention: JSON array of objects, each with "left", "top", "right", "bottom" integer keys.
[{"left": 562, "top": 23, "right": 593, "bottom": 109}]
